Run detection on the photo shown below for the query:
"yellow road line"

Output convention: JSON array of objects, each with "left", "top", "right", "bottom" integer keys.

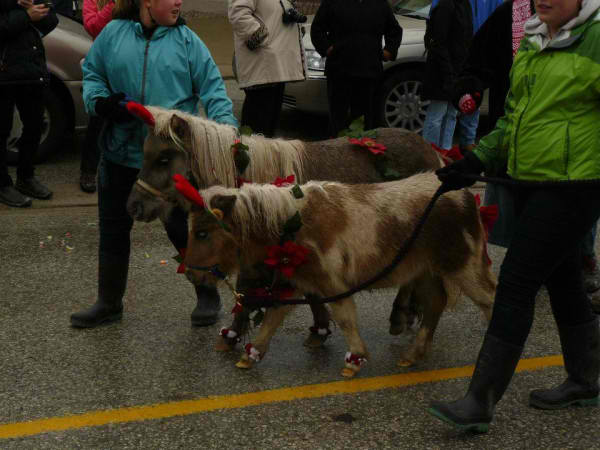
[{"left": 0, "top": 354, "right": 563, "bottom": 440}]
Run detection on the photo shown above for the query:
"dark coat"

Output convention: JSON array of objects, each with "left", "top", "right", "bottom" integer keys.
[
  {"left": 310, "top": 0, "right": 402, "bottom": 79},
  {"left": 0, "top": 0, "right": 58, "bottom": 86},
  {"left": 422, "top": 0, "right": 473, "bottom": 101}
]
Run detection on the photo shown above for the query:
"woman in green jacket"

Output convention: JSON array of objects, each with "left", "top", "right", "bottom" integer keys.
[{"left": 430, "top": 0, "right": 600, "bottom": 433}]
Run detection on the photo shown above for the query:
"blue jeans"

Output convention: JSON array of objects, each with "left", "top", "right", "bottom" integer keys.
[
  {"left": 422, "top": 101, "right": 458, "bottom": 150},
  {"left": 457, "top": 110, "right": 480, "bottom": 147}
]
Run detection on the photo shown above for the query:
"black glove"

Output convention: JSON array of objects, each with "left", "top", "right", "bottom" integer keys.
[
  {"left": 436, "top": 151, "right": 485, "bottom": 192},
  {"left": 94, "top": 93, "right": 134, "bottom": 123}
]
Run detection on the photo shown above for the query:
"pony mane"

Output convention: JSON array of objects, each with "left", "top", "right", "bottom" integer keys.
[
  {"left": 146, "top": 106, "right": 306, "bottom": 188},
  {"left": 200, "top": 182, "right": 329, "bottom": 244}
]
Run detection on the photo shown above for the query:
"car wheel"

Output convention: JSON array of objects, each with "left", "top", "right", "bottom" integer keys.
[
  {"left": 7, "top": 87, "right": 68, "bottom": 165},
  {"left": 378, "top": 69, "right": 430, "bottom": 133}
]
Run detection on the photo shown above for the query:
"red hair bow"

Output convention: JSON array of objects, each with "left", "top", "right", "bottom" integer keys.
[
  {"left": 173, "top": 174, "right": 205, "bottom": 207},
  {"left": 125, "top": 101, "right": 156, "bottom": 127}
]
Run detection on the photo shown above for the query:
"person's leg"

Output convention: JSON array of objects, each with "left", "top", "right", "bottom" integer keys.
[
  {"left": 80, "top": 115, "right": 103, "bottom": 193},
  {"left": 0, "top": 88, "right": 31, "bottom": 207},
  {"left": 457, "top": 109, "right": 480, "bottom": 152},
  {"left": 349, "top": 77, "right": 377, "bottom": 131},
  {"left": 70, "top": 158, "right": 138, "bottom": 328},
  {"left": 422, "top": 101, "right": 457, "bottom": 150},
  {"left": 266, "top": 82, "right": 286, "bottom": 138},
  {"left": 14, "top": 85, "right": 52, "bottom": 199},
  {"left": 162, "top": 205, "right": 222, "bottom": 326},
  {"left": 429, "top": 187, "right": 600, "bottom": 432},
  {"left": 241, "top": 85, "right": 283, "bottom": 138},
  {"left": 326, "top": 75, "right": 352, "bottom": 138}
]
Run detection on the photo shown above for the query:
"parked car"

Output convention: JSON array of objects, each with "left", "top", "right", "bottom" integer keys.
[
  {"left": 7, "top": 14, "right": 92, "bottom": 164},
  {"left": 284, "top": 0, "right": 485, "bottom": 133}
]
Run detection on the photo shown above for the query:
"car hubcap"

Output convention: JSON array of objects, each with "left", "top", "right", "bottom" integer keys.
[{"left": 384, "top": 80, "right": 430, "bottom": 132}]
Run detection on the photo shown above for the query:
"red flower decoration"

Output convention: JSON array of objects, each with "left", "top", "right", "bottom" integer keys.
[
  {"left": 431, "top": 143, "right": 464, "bottom": 165},
  {"left": 271, "top": 175, "right": 295, "bottom": 187},
  {"left": 176, "top": 247, "right": 186, "bottom": 274},
  {"left": 349, "top": 137, "right": 387, "bottom": 155},
  {"left": 125, "top": 101, "right": 155, "bottom": 127},
  {"left": 173, "top": 174, "right": 205, "bottom": 207},
  {"left": 236, "top": 176, "right": 252, "bottom": 188},
  {"left": 264, "top": 241, "right": 310, "bottom": 278},
  {"left": 246, "top": 287, "right": 295, "bottom": 299},
  {"left": 474, "top": 194, "right": 499, "bottom": 265}
]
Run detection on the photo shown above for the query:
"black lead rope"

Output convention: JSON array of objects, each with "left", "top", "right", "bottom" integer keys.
[{"left": 238, "top": 174, "right": 600, "bottom": 309}]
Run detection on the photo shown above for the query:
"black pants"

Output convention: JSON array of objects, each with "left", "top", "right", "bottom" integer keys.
[
  {"left": 98, "top": 158, "right": 188, "bottom": 260},
  {"left": 488, "top": 185, "right": 600, "bottom": 347},
  {"left": 326, "top": 75, "right": 377, "bottom": 138},
  {"left": 80, "top": 115, "right": 103, "bottom": 176},
  {"left": 241, "top": 83, "right": 285, "bottom": 138},
  {"left": 0, "top": 85, "right": 44, "bottom": 187}
]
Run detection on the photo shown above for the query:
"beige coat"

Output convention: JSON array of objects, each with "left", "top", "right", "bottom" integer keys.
[{"left": 229, "top": 0, "right": 306, "bottom": 88}]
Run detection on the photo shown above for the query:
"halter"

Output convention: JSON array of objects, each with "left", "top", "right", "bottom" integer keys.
[
  {"left": 186, "top": 262, "right": 245, "bottom": 305},
  {"left": 135, "top": 179, "right": 169, "bottom": 201}
]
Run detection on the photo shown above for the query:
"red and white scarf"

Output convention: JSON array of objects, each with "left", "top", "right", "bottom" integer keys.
[{"left": 512, "top": 0, "right": 532, "bottom": 57}]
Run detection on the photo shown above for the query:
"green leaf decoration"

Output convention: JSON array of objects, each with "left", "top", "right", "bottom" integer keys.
[
  {"left": 239, "top": 126, "right": 253, "bottom": 136},
  {"left": 283, "top": 211, "right": 302, "bottom": 235},
  {"left": 349, "top": 116, "right": 365, "bottom": 131},
  {"left": 364, "top": 129, "right": 378, "bottom": 139},
  {"left": 233, "top": 146, "right": 250, "bottom": 175},
  {"left": 291, "top": 184, "right": 304, "bottom": 199},
  {"left": 337, "top": 129, "right": 348, "bottom": 138},
  {"left": 383, "top": 168, "right": 402, "bottom": 180},
  {"left": 173, "top": 254, "right": 183, "bottom": 263},
  {"left": 252, "top": 308, "right": 264, "bottom": 327}
]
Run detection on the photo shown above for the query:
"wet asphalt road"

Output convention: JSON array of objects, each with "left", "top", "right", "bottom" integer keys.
[{"left": 1, "top": 82, "right": 599, "bottom": 449}]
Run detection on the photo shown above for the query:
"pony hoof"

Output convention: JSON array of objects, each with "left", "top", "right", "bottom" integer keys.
[
  {"left": 389, "top": 323, "right": 406, "bottom": 336},
  {"left": 215, "top": 336, "right": 235, "bottom": 352},
  {"left": 341, "top": 367, "right": 358, "bottom": 378},
  {"left": 235, "top": 359, "right": 253, "bottom": 369},
  {"left": 303, "top": 333, "right": 328, "bottom": 348}
]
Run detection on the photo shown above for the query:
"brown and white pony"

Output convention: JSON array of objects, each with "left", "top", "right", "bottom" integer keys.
[
  {"left": 183, "top": 173, "right": 496, "bottom": 377},
  {"left": 125, "top": 107, "right": 444, "bottom": 349}
]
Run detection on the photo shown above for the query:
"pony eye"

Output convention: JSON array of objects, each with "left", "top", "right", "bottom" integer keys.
[{"left": 195, "top": 231, "right": 208, "bottom": 240}]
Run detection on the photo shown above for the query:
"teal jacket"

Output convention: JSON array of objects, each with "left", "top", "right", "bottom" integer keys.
[
  {"left": 474, "top": 3, "right": 600, "bottom": 181},
  {"left": 83, "top": 19, "right": 238, "bottom": 168}
]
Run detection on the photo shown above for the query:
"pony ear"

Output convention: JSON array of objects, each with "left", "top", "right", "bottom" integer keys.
[
  {"left": 210, "top": 195, "right": 237, "bottom": 218},
  {"left": 170, "top": 114, "right": 192, "bottom": 146}
]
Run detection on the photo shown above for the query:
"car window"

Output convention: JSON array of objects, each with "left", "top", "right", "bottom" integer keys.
[{"left": 389, "top": 0, "right": 432, "bottom": 19}]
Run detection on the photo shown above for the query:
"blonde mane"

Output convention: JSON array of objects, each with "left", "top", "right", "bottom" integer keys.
[
  {"left": 146, "top": 107, "right": 306, "bottom": 188},
  {"left": 200, "top": 182, "right": 329, "bottom": 245}
]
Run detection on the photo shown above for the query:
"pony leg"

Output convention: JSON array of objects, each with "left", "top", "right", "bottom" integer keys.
[
  {"left": 389, "top": 284, "right": 418, "bottom": 336},
  {"left": 328, "top": 296, "right": 368, "bottom": 378},
  {"left": 236, "top": 305, "right": 295, "bottom": 369},
  {"left": 303, "top": 299, "right": 332, "bottom": 348},
  {"left": 215, "top": 307, "right": 251, "bottom": 352},
  {"left": 452, "top": 260, "right": 497, "bottom": 323},
  {"left": 397, "top": 276, "right": 447, "bottom": 367}
]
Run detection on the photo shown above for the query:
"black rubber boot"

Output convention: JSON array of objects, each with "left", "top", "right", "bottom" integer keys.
[
  {"left": 529, "top": 318, "right": 599, "bottom": 409},
  {"left": 70, "top": 252, "right": 128, "bottom": 328},
  {"left": 191, "top": 284, "right": 222, "bottom": 326},
  {"left": 428, "top": 334, "right": 523, "bottom": 433},
  {"left": 16, "top": 177, "right": 52, "bottom": 200}
]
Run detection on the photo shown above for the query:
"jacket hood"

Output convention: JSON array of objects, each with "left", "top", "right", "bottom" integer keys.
[{"left": 525, "top": 0, "right": 600, "bottom": 38}]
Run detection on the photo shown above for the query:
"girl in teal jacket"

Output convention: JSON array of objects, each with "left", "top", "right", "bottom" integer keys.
[
  {"left": 430, "top": 0, "right": 600, "bottom": 433},
  {"left": 71, "top": 0, "right": 238, "bottom": 329}
]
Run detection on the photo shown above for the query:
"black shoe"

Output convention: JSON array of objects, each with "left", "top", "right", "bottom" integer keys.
[
  {"left": 529, "top": 318, "right": 599, "bottom": 409},
  {"left": 80, "top": 173, "right": 97, "bottom": 193},
  {"left": 428, "top": 334, "right": 523, "bottom": 433},
  {"left": 191, "top": 284, "right": 222, "bottom": 326},
  {"left": 71, "top": 252, "right": 129, "bottom": 328},
  {"left": 0, "top": 185, "right": 32, "bottom": 207},
  {"left": 16, "top": 177, "right": 52, "bottom": 200},
  {"left": 70, "top": 301, "right": 123, "bottom": 328}
]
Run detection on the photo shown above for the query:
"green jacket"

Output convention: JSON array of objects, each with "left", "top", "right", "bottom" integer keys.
[{"left": 474, "top": 6, "right": 600, "bottom": 181}]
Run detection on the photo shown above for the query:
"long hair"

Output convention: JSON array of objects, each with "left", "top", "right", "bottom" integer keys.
[{"left": 113, "top": 0, "right": 139, "bottom": 20}]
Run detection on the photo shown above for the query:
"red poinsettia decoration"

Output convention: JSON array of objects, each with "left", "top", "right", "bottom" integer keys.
[
  {"left": 176, "top": 248, "right": 186, "bottom": 274},
  {"left": 246, "top": 287, "right": 295, "bottom": 299},
  {"left": 272, "top": 175, "right": 295, "bottom": 187},
  {"left": 474, "top": 194, "right": 499, "bottom": 265},
  {"left": 264, "top": 241, "right": 310, "bottom": 278},
  {"left": 173, "top": 174, "right": 205, "bottom": 208},
  {"left": 125, "top": 101, "right": 156, "bottom": 127},
  {"left": 431, "top": 143, "right": 464, "bottom": 165},
  {"left": 349, "top": 137, "right": 387, "bottom": 155}
]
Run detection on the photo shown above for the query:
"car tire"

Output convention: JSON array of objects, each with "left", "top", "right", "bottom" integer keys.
[
  {"left": 7, "top": 87, "right": 68, "bottom": 165},
  {"left": 377, "top": 69, "right": 430, "bottom": 133}
]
